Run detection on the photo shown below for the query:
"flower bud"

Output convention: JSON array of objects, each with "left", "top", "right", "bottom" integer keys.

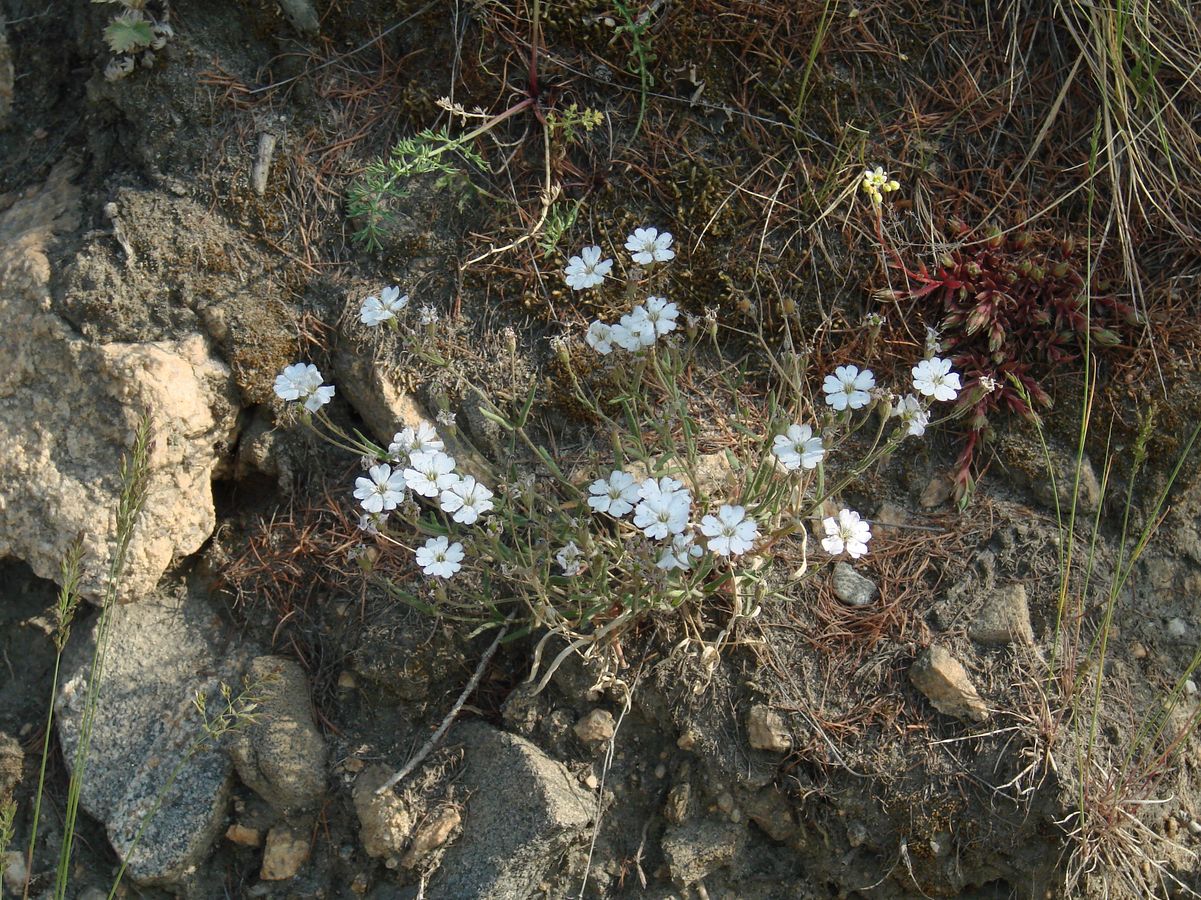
[
  {"left": 1009, "top": 231, "right": 1031, "bottom": 250},
  {"left": 985, "top": 226, "right": 1004, "bottom": 249},
  {"left": 988, "top": 322, "right": 1005, "bottom": 352}
]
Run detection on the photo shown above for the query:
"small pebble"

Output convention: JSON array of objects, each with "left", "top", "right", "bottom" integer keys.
[
  {"left": 1168, "top": 618, "right": 1188, "bottom": 639},
  {"left": 654, "top": 763, "right": 667, "bottom": 779},
  {"left": 1131, "top": 642, "right": 1148, "bottom": 659},
  {"left": 1188, "top": 820, "right": 1201, "bottom": 836},
  {"left": 573, "top": 709, "right": 616, "bottom": 744}
]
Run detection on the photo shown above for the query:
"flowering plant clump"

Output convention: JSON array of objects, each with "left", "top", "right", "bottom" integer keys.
[
  {"left": 861, "top": 166, "right": 900, "bottom": 205},
  {"left": 271, "top": 221, "right": 971, "bottom": 670},
  {"left": 893, "top": 224, "right": 1137, "bottom": 499}
]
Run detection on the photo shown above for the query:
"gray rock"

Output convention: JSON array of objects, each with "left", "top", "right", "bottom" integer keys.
[
  {"left": 910, "top": 646, "right": 990, "bottom": 723},
  {"left": 746, "top": 705, "right": 791, "bottom": 753},
  {"left": 427, "top": 721, "right": 593, "bottom": 899},
  {"left": 831, "top": 562, "right": 878, "bottom": 607},
  {"left": 661, "top": 819, "right": 746, "bottom": 887},
  {"left": 276, "top": 0, "right": 320, "bottom": 34},
  {"left": 0, "top": 25, "right": 11, "bottom": 126},
  {"left": 744, "top": 789, "right": 796, "bottom": 842},
  {"left": 229, "top": 656, "right": 327, "bottom": 814},
  {"left": 970, "top": 584, "right": 1034, "bottom": 646},
  {"left": 0, "top": 164, "right": 239, "bottom": 601},
  {"left": 56, "top": 589, "right": 252, "bottom": 885},
  {"left": 2, "top": 850, "right": 26, "bottom": 895}
]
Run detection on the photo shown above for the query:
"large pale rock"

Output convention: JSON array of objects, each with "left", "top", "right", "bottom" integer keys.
[
  {"left": 427, "top": 721, "right": 593, "bottom": 899},
  {"left": 56, "top": 589, "right": 254, "bottom": 885},
  {"left": 0, "top": 163, "right": 238, "bottom": 600}
]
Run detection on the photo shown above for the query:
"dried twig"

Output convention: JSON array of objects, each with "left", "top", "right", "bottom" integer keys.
[{"left": 375, "top": 613, "right": 514, "bottom": 796}]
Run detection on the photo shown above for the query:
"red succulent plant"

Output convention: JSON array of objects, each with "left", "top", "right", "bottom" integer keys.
[{"left": 895, "top": 221, "right": 1138, "bottom": 501}]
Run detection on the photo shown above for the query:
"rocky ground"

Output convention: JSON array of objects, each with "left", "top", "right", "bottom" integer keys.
[{"left": 2, "top": 0, "right": 1201, "bottom": 898}]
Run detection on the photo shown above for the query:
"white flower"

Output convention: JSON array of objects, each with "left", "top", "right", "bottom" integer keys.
[
  {"left": 415, "top": 536, "right": 464, "bottom": 578},
  {"left": 861, "top": 166, "right": 900, "bottom": 205},
  {"left": 924, "top": 325, "right": 943, "bottom": 357},
  {"left": 614, "top": 307, "right": 657, "bottom": 350},
  {"left": 821, "top": 509, "right": 872, "bottom": 559},
  {"left": 555, "top": 541, "right": 585, "bottom": 576},
  {"left": 439, "top": 475, "right": 494, "bottom": 525},
  {"left": 587, "top": 470, "right": 641, "bottom": 517},
  {"left": 642, "top": 296, "right": 679, "bottom": 336},
  {"left": 274, "top": 363, "right": 336, "bottom": 413},
  {"left": 357, "top": 511, "right": 389, "bottom": 535},
  {"left": 353, "top": 464, "right": 407, "bottom": 513},
  {"left": 700, "top": 505, "right": 759, "bottom": 557},
  {"left": 639, "top": 475, "right": 684, "bottom": 499},
  {"left": 633, "top": 477, "right": 691, "bottom": 539},
  {"left": 657, "top": 532, "right": 704, "bottom": 571},
  {"left": 891, "top": 394, "right": 930, "bottom": 437},
  {"left": 823, "top": 365, "right": 876, "bottom": 411},
  {"left": 912, "top": 357, "right": 962, "bottom": 402},
  {"left": 625, "top": 227, "right": 675, "bottom": 265},
  {"left": 564, "top": 245, "right": 613, "bottom": 290},
  {"left": 404, "top": 450, "right": 458, "bottom": 497},
  {"left": 419, "top": 305, "right": 439, "bottom": 325},
  {"left": 360, "top": 286, "right": 409, "bottom": 326},
  {"left": 585, "top": 321, "right": 615, "bottom": 354},
  {"left": 979, "top": 375, "right": 1000, "bottom": 394},
  {"left": 388, "top": 422, "right": 444, "bottom": 461},
  {"left": 772, "top": 424, "right": 825, "bottom": 471}
]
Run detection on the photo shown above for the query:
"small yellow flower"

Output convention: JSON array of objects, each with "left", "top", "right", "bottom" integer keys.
[{"left": 861, "top": 166, "right": 901, "bottom": 205}]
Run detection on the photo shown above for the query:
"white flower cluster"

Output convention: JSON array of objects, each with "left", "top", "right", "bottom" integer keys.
[
  {"left": 563, "top": 227, "right": 674, "bottom": 292},
  {"left": 585, "top": 296, "right": 680, "bottom": 354},
  {"left": 861, "top": 166, "right": 900, "bottom": 205},
  {"left": 350, "top": 421, "right": 495, "bottom": 579},
  {"left": 818, "top": 357, "right": 961, "bottom": 440},
  {"left": 273, "top": 363, "right": 335, "bottom": 413},
  {"left": 587, "top": 470, "right": 759, "bottom": 568},
  {"left": 758, "top": 356, "right": 964, "bottom": 560}
]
